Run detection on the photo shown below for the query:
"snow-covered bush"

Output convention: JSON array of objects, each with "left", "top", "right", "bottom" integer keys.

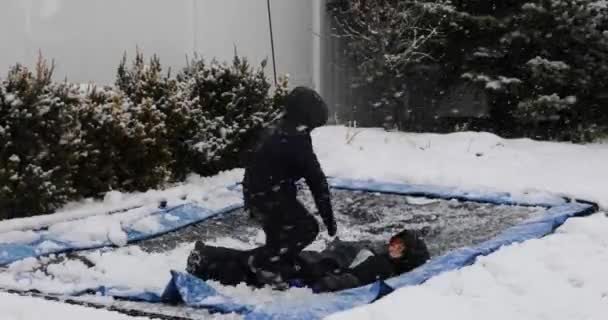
[
  {"left": 0, "top": 52, "right": 286, "bottom": 218},
  {"left": 176, "top": 55, "right": 288, "bottom": 175},
  {"left": 450, "top": 0, "right": 608, "bottom": 139},
  {"left": 73, "top": 86, "right": 127, "bottom": 197},
  {"left": 76, "top": 85, "right": 172, "bottom": 195},
  {"left": 114, "top": 53, "right": 174, "bottom": 189},
  {"left": 0, "top": 58, "right": 82, "bottom": 218},
  {"left": 327, "top": 0, "right": 447, "bottom": 130},
  {"left": 328, "top": 0, "right": 608, "bottom": 140},
  {"left": 115, "top": 52, "right": 287, "bottom": 179},
  {"left": 515, "top": 94, "right": 577, "bottom": 122}
]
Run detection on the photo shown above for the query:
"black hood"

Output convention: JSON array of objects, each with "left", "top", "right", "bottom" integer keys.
[{"left": 283, "top": 86, "right": 328, "bottom": 129}]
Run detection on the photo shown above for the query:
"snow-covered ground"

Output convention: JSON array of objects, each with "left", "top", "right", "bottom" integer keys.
[
  {"left": 0, "top": 291, "right": 150, "bottom": 320},
  {"left": 315, "top": 126, "right": 608, "bottom": 208},
  {"left": 0, "top": 126, "right": 607, "bottom": 319}
]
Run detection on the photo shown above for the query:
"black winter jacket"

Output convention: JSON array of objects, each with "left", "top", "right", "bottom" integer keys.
[
  {"left": 300, "top": 236, "right": 430, "bottom": 292},
  {"left": 242, "top": 124, "right": 333, "bottom": 225},
  {"left": 186, "top": 233, "right": 430, "bottom": 291}
]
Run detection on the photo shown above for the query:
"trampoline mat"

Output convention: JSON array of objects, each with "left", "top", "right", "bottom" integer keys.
[{"left": 136, "top": 188, "right": 548, "bottom": 257}]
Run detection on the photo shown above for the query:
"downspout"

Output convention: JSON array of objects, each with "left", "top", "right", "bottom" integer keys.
[
  {"left": 192, "top": 0, "right": 198, "bottom": 54},
  {"left": 266, "top": 0, "right": 278, "bottom": 86},
  {"left": 312, "top": 0, "right": 322, "bottom": 93}
]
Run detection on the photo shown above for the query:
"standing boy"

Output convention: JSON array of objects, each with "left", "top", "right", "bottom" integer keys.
[{"left": 243, "top": 86, "right": 337, "bottom": 288}]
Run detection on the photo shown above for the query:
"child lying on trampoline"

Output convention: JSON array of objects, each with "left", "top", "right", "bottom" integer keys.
[{"left": 186, "top": 228, "right": 430, "bottom": 292}]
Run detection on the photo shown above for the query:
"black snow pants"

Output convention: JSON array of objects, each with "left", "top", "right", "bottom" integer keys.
[{"left": 249, "top": 198, "right": 319, "bottom": 278}]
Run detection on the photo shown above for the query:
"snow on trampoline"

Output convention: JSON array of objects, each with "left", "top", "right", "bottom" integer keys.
[{"left": 0, "top": 188, "right": 548, "bottom": 311}]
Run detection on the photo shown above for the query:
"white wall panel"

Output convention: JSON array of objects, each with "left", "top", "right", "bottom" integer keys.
[{"left": 0, "top": 0, "right": 316, "bottom": 87}]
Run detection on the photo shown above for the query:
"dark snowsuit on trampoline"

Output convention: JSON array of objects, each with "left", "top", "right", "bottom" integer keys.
[
  {"left": 301, "top": 229, "right": 431, "bottom": 292},
  {"left": 185, "top": 229, "right": 430, "bottom": 291},
  {"left": 242, "top": 87, "right": 336, "bottom": 283}
]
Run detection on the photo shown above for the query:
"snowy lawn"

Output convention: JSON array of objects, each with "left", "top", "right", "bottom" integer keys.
[
  {"left": 0, "top": 291, "right": 150, "bottom": 320},
  {"left": 0, "top": 126, "right": 606, "bottom": 319},
  {"left": 314, "top": 126, "right": 608, "bottom": 208}
]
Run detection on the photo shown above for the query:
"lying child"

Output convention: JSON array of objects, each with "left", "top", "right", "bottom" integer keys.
[{"left": 186, "top": 229, "right": 430, "bottom": 292}]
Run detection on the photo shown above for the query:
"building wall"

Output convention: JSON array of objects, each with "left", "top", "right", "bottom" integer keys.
[{"left": 0, "top": 0, "right": 315, "bottom": 87}]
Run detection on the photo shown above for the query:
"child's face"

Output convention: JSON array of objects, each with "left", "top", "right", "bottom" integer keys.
[{"left": 389, "top": 239, "right": 406, "bottom": 259}]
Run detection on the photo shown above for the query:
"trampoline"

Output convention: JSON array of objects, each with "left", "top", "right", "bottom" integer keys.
[{"left": 0, "top": 178, "right": 596, "bottom": 320}]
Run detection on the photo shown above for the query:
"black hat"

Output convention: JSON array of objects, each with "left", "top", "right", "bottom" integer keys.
[
  {"left": 389, "top": 229, "right": 430, "bottom": 273},
  {"left": 283, "top": 86, "right": 328, "bottom": 129},
  {"left": 390, "top": 229, "right": 422, "bottom": 249}
]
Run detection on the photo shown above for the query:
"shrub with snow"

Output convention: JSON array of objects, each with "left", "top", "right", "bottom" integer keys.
[
  {"left": 176, "top": 55, "right": 288, "bottom": 176},
  {"left": 0, "top": 58, "right": 82, "bottom": 218},
  {"left": 327, "top": 0, "right": 447, "bottom": 130},
  {"left": 328, "top": 0, "right": 608, "bottom": 141},
  {"left": 114, "top": 53, "right": 173, "bottom": 190},
  {"left": 0, "top": 52, "right": 286, "bottom": 218}
]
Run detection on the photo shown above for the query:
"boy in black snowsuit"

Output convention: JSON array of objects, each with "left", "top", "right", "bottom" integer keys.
[
  {"left": 185, "top": 228, "right": 430, "bottom": 291},
  {"left": 242, "top": 86, "right": 337, "bottom": 287},
  {"left": 301, "top": 229, "right": 430, "bottom": 292}
]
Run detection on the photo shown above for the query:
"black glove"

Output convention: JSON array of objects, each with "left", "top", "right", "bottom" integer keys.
[{"left": 324, "top": 215, "right": 337, "bottom": 237}]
